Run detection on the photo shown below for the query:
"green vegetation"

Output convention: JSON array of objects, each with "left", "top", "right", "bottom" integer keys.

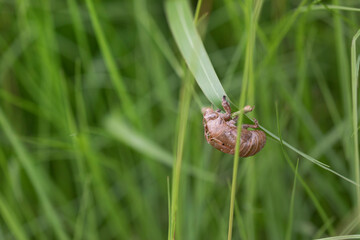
[{"left": 0, "top": 0, "right": 359, "bottom": 239}]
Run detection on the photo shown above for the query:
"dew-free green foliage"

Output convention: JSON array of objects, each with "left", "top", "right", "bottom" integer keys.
[{"left": 0, "top": 0, "right": 359, "bottom": 239}]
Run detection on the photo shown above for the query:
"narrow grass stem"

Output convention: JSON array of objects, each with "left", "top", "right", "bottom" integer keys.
[
  {"left": 350, "top": 28, "right": 360, "bottom": 229},
  {"left": 169, "top": 2, "right": 204, "bottom": 239},
  {"left": 169, "top": 73, "right": 193, "bottom": 240},
  {"left": 316, "top": 235, "right": 360, "bottom": 240},
  {"left": 227, "top": 1, "right": 262, "bottom": 239},
  {"left": 285, "top": 159, "right": 299, "bottom": 240}
]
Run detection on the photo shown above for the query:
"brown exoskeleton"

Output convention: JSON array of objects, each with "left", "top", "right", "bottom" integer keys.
[{"left": 202, "top": 96, "right": 266, "bottom": 157}]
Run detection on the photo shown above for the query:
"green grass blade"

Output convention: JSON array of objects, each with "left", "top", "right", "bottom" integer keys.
[
  {"left": 332, "top": 0, "right": 352, "bottom": 160},
  {"left": 301, "top": 4, "right": 360, "bottom": 12},
  {"left": 165, "top": 0, "right": 226, "bottom": 108},
  {"left": 351, "top": 28, "right": 360, "bottom": 224},
  {"left": 285, "top": 159, "right": 298, "bottom": 240},
  {"left": 169, "top": 73, "right": 193, "bottom": 239},
  {"left": 340, "top": 215, "right": 360, "bottom": 235},
  {"left": 316, "top": 235, "right": 360, "bottom": 240},
  {"left": 167, "top": 176, "right": 171, "bottom": 240},
  {"left": 227, "top": 1, "right": 263, "bottom": 239}
]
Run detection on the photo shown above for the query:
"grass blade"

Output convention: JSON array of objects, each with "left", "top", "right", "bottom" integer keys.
[
  {"left": 301, "top": 5, "right": 360, "bottom": 12},
  {"left": 167, "top": 176, "right": 171, "bottom": 240},
  {"left": 285, "top": 159, "right": 298, "bottom": 240},
  {"left": 165, "top": 0, "right": 226, "bottom": 108},
  {"left": 316, "top": 235, "right": 360, "bottom": 240},
  {"left": 351, "top": 28, "right": 360, "bottom": 224},
  {"left": 169, "top": 72, "right": 193, "bottom": 239},
  {"left": 228, "top": 1, "right": 263, "bottom": 239}
]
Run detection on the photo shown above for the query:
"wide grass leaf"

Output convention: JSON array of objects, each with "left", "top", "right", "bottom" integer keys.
[{"left": 165, "top": 0, "right": 226, "bottom": 108}]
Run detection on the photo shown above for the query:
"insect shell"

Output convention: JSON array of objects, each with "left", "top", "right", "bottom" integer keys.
[{"left": 202, "top": 96, "right": 266, "bottom": 157}]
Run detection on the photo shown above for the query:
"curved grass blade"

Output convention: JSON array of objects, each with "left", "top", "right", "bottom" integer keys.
[
  {"left": 316, "top": 235, "right": 360, "bottom": 240},
  {"left": 300, "top": 5, "right": 360, "bottom": 13},
  {"left": 165, "top": 0, "right": 359, "bottom": 187},
  {"left": 165, "top": 0, "right": 226, "bottom": 108},
  {"left": 257, "top": 119, "right": 358, "bottom": 186}
]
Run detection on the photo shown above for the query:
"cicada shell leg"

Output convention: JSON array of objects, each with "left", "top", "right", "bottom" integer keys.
[{"left": 222, "top": 96, "right": 232, "bottom": 121}]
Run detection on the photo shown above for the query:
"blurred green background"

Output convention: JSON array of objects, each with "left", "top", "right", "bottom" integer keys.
[{"left": 0, "top": 0, "right": 360, "bottom": 239}]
